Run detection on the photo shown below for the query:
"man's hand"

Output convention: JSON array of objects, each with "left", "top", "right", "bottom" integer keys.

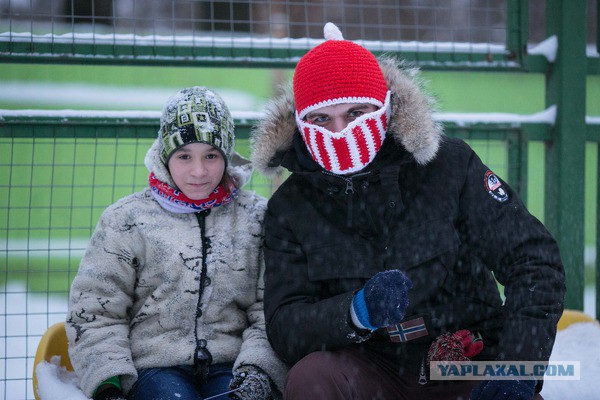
[{"left": 351, "top": 269, "right": 412, "bottom": 330}]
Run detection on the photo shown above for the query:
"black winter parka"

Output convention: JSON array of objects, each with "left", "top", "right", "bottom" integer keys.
[{"left": 250, "top": 57, "right": 565, "bottom": 373}]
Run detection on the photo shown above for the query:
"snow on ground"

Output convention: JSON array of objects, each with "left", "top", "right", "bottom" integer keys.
[
  {"left": 1, "top": 283, "right": 598, "bottom": 399},
  {"left": 541, "top": 322, "right": 600, "bottom": 400}
]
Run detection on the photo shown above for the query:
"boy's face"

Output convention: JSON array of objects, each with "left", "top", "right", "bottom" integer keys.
[
  {"left": 304, "top": 103, "right": 379, "bottom": 133},
  {"left": 168, "top": 142, "right": 225, "bottom": 200}
]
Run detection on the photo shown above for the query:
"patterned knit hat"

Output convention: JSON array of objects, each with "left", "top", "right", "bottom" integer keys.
[
  {"left": 293, "top": 23, "right": 388, "bottom": 119},
  {"left": 158, "top": 86, "right": 235, "bottom": 164}
]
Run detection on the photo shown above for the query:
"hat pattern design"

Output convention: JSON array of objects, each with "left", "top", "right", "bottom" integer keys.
[{"left": 159, "top": 87, "right": 234, "bottom": 164}]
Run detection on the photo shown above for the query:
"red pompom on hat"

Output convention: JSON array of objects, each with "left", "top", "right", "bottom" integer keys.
[{"left": 293, "top": 23, "right": 388, "bottom": 119}]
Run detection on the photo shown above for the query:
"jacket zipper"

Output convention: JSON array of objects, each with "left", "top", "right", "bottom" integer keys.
[
  {"left": 322, "top": 171, "right": 371, "bottom": 227},
  {"left": 194, "top": 210, "right": 210, "bottom": 372},
  {"left": 419, "top": 355, "right": 428, "bottom": 385},
  {"left": 321, "top": 170, "right": 371, "bottom": 194}
]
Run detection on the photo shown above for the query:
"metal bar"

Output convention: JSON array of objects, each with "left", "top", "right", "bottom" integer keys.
[
  {"left": 597, "top": 142, "right": 600, "bottom": 320},
  {"left": 1, "top": 114, "right": 557, "bottom": 142},
  {"left": 505, "top": 0, "right": 528, "bottom": 65},
  {"left": 544, "top": 0, "right": 587, "bottom": 310},
  {"left": 0, "top": 36, "right": 530, "bottom": 72},
  {"left": 588, "top": 57, "right": 600, "bottom": 75},
  {"left": 507, "top": 131, "right": 528, "bottom": 202},
  {"left": 0, "top": 114, "right": 255, "bottom": 140},
  {"left": 588, "top": 122, "right": 600, "bottom": 141}
]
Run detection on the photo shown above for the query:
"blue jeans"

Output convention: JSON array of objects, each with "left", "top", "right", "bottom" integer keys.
[{"left": 128, "top": 363, "right": 234, "bottom": 400}]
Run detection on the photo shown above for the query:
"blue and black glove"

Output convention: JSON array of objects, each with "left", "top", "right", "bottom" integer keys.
[
  {"left": 351, "top": 269, "right": 412, "bottom": 330},
  {"left": 470, "top": 379, "right": 536, "bottom": 400}
]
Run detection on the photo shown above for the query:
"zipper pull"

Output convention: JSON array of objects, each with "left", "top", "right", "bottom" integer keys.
[
  {"left": 419, "top": 356, "right": 428, "bottom": 385},
  {"left": 345, "top": 178, "right": 354, "bottom": 194}
]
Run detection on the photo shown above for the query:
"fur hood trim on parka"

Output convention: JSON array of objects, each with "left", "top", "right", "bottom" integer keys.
[{"left": 250, "top": 56, "right": 443, "bottom": 177}]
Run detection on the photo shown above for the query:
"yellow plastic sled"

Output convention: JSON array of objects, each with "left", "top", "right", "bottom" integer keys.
[
  {"left": 33, "top": 322, "right": 73, "bottom": 400},
  {"left": 557, "top": 309, "right": 597, "bottom": 331}
]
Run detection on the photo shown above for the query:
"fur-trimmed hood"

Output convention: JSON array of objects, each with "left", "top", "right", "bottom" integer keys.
[{"left": 251, "top": 56, "right": 443, "bottom": 177}]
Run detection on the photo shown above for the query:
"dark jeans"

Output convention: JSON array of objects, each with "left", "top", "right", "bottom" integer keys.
[
  {"left": 128, "top": 363, "right": 234, "bottom": 400},
  {"left": 284, "top": 348, "right": 544, "bottom": 400}
]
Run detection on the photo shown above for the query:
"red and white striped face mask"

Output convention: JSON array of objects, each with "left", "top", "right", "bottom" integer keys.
[{"left": 296, "top": 91, "right": 391, "bottom": 175}]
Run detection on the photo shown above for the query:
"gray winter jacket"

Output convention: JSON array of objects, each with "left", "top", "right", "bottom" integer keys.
[{"left": 66, "top": 139, "right": 287, "bottom": 397}]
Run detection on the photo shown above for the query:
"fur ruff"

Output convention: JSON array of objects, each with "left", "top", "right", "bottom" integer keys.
[{"left": 250, "top": 56, "right": 443, "bottom": 177}]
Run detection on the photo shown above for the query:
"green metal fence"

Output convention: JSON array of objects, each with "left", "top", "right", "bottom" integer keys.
[
  {"left": 0, "top": 1, "right": 519, "bottom": 70},
  {"left": 1, "top": 0, "right": 599, "bottom": 399}
]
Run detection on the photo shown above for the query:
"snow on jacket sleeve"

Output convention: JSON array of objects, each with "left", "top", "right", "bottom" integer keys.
[
  {"left": 66, "top": 203, "right": 139, "bottom": 398},
  {"left": 455, "top": 141, "right": 565, "bottom": 363}
]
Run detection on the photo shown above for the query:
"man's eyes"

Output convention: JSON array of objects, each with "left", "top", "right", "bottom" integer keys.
[
  {"left": 309, "top": 112, "right": 364, "bottom": 123},
  {"left": 309, "top": 115, "right": 329, "bottom": 124}
]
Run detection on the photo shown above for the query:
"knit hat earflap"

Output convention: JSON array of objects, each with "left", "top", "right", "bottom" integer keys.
[
  {"left": 293, "top": 22, "right": 388, "bottom": 119},
  {"left": 158, "top": 86, "right": 235, "bottom": 165}
]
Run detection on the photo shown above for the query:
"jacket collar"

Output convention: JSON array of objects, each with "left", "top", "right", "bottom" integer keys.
[{"left": 250, "top": 56, "right": 443, "bottom": 178}]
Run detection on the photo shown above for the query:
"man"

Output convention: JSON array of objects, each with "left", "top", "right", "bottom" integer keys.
[{"left": 251, "top": 23, "right": 565, "bottom": 400}]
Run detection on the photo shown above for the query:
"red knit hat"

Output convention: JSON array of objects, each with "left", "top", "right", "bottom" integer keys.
[{"left": 293, "top": 23, "right": 388, "bottom": 119}]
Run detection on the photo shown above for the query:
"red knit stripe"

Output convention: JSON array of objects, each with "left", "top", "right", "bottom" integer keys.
[
  {"left": 380, "top": 112, "right": 388, "bottom": 131},
  {"left": 352, "top": 125, "right": 370, "bottom": 165},
  {"left": 331, "top": 135, "right": 353, "bottom": 172},
  {"left": 302, "top": 126, "right": 316, "bottom": 160},
  {"left": 315, "top": 132, "right": 332, "bottom": 171},
  {"left": 366, "top": 117, "right": 383, "bottom": 149}
]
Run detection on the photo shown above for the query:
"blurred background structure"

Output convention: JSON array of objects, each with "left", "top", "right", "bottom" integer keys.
[{"left": 1, "top": 1, "right": 599, "bottom": 398}]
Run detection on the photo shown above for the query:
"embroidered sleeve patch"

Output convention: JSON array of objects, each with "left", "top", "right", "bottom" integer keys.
[
  {"left": 386, "top": 316, "right": 429, "bottom": 343},
  {"left": 484, "top": 170, "right": 509, "bottom": 202}
]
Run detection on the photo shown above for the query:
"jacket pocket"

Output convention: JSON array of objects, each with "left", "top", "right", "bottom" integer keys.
[
  {"left": 390, "top": 218, "right": 460, "bottom": 306},
  {"left": 305, "top": 241, "right": 381, "bottom": 281},
  {"left": 393, "top": 218, "right": 459, "bottom": 270}
]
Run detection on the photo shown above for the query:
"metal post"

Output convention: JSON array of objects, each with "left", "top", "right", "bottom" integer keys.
[
  {"left": 544, "top": 0, "right": 587, "bottom": 310},
  {"left": 507, "top": 131, "right": 528, "bottom": 203},
  {"left": 506, "top": 0, "right": 529, "bottom": 64},
  {"left": 597, "top": 149, "right": 600, "bottom": 319}
]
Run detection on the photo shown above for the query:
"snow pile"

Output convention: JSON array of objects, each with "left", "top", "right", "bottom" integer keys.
[
  {"left": 35, "top": 357, "right": 88, "bottom": 400},
  {"left": 540, "top": 322, "right": 600, "bottom": 400},
  {"left": 528, "top": 36, "right": 558, "bottom": 63},
  {"left": 35, "top": 322, "right": 600, "bottom": 400}
]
